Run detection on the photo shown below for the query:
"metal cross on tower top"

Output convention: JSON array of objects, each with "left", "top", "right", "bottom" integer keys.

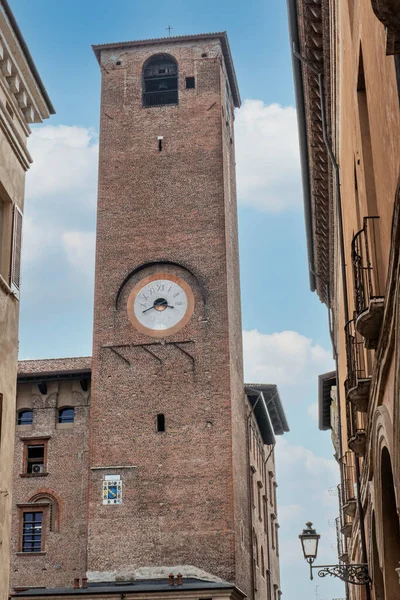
[{"left": 166, "top": 25, "right": 173, "bottom": 36}]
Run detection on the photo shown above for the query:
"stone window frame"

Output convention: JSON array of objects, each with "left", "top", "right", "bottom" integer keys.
[
  {"left": 16, "top": 503, "right": 49, "bottom": 554},
  {"left": 20, "top": 437, "right": 50, "bottom": 477}
]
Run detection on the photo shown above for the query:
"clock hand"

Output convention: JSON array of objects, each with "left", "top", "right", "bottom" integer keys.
[
  {"left": 142, "top": 304, "right": 175, "bottom": 313},
  {"left": 142, "top": 305, "right": 156, "bottom": 313}
]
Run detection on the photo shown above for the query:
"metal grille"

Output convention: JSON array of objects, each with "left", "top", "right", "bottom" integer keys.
[
  {"left": 143, "top": 90, "right": 178, "bottom": 107},
  {"left": 22, "top": 512, "right": 42, "bottom": 552},
  {"left": 351, "top": 216, "right": 383, "bottom": 315},
  {"left": 345, "top": 318, "right": 368, "bottom": 391}
]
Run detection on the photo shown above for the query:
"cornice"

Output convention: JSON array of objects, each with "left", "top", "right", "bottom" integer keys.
[
  {"left": 295, "top": 0, "right": 333, "bottom": 304},
  {"left": 0, "top": 98, "right": 31, "bottom": 170}
]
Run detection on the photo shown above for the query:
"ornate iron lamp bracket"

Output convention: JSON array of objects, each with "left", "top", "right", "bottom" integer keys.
[{"left": 308, "top": 560, "right": 370, "bottom": 585}]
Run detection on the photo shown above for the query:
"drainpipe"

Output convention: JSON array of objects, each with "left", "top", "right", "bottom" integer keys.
[{"left": 290, "top": 45, "right": 371, "bottom": 600}]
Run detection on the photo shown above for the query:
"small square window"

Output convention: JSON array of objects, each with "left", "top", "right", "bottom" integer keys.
[
  {"left": 186, "top": 77, "right": 195, "bottom": 89},
  {"left": 22, "top": 439, "right": 48, "bottom": 475}
]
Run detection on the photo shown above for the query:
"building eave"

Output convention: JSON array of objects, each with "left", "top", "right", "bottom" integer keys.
[
  {"left": 286, "top": 0, "right": 333, "bottom": 304},
  {"left": 1, "top": 0, "right": 55, "bottom": 115},
  {"left": 245, "top": 384, "right": 289, "bottom": 445},
  {"left": 318, "top": 370, "right": 336, "bottom": 431},
  {"left": 92, "top": 32, "right": 241, "bottom": 108}
]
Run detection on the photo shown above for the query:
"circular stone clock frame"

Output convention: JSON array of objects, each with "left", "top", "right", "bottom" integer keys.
[{"left": 127, "top": 273, "right": 195, "bottom": 338}]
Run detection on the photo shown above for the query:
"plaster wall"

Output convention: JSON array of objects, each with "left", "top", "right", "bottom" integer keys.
[{"left": 332, "top": 1, "right": 400, "bottom": 598}]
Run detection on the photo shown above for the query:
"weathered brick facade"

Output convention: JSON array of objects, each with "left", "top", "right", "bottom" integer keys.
[{"left": 10, "top": 33, "right": 288, "bottom": 600}]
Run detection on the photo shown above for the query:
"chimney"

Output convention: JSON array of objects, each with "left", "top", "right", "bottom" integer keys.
[
  {"left": 73, "top": 578, "right": 80, "bottom": 589},
  {"left": 177, "top": 573, "right": 183, "bottom": 586},
  {"left": 168, "top": 573, "right": 174, "bottom": 586},
  {"left": 82, "top": 578, "right": 88, "bottom": 589}
]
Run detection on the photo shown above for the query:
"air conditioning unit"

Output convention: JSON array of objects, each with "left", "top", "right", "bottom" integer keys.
[{"left": 32, "top": 464, "right": 43, "bottom": 474}]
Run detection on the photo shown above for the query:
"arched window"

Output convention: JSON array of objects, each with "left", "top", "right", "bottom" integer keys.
[
  {"left": 29, "top": 493, "right": 60, "bottom": 532},
  {"left": 58, "top": 407, "right": 74, "bottom": 424},
  {"left": 143, "top": 54, "right": 178, "bottom": 108},
  {"left": 17, "top": 409, "right": 33, "bottom": 425}
]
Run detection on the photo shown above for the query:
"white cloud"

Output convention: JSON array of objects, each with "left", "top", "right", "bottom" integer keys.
[
  {"left": 243, "top": 329, "right": 333, "bottom": 385},
  {"left": 62, "top": 231, "right": 96, "bottom": 275},
  {"left": 279, "top": 503, "right": 304, "bottom": 522},
  {"left": 22, "top": 125, "right": 98, "bottom": 272},
  {"left": 27, "top": 125, "right": 99, "bottom": 202},
  {"left": 235, "top": 100, "right": 301, "bottom": 213},
  {"left": 308, "top": 402, "right": 319, "bottom": 422},
  {"left": 276, "top": 437, "right": 338, "bottom": 479}
]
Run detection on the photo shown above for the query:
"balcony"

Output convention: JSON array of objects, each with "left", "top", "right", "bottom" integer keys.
[
  {"left": 335, "top": 516, "right": 349, "bottom": 563},
  {"left": 345, "top": 319, "right": 371, "bottom": 411},
  {"left": 338, "top": 484, "right": 353, "bottom": 538},
  {"left": 341, "top": 451, "right": 357, "bottom": 515},
  {"left": 351, "top": 217, "right": 384, "bottom": 348},
  {"left": 346, "top": 401, "right": 367, "bottom": 456}
]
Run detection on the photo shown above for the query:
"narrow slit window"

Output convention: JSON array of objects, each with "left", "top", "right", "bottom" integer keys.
[
  {"left": 157, "top": 413, "right": 165, "bottom": 432},
  {"left": 158, "top": 137, "right": 163, "bottom": 151},
  {"left": 185, "top": 77, "right": 195, "bottom": 89}
]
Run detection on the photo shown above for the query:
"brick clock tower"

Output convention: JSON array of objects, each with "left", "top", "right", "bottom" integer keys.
[
  {"left": 9, "top": 31, "right": 288, "bottom": 600},
  {"left": 89, "top": 32, "right": 250, "bottom": 593}
]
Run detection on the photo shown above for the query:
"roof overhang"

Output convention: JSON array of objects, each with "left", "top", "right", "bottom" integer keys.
[
  {"left": 92, "top": 32, "right": 241, "bottom": 108},
  {"left": 286, "top": 0, "right": 333, "bottom": 304},
  {"left": 245, "top": 384, "right": 289, "bottom": 445},
  {"left": 11, "top": 579, "right": 246, "bottom": 599},
  {"left": 318, "top": 370, "right": 336, "bottom": 431},
  {"left": 0, "top": 0, "right": 55, "bottom": 116}
]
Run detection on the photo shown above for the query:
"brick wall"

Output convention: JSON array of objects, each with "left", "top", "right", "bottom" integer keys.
[
  {"left": 10, "top": 378, "right": 90, "bottom": 590},
  {"left": 88, "top": 37, "right": 251, "bottom": 593}
]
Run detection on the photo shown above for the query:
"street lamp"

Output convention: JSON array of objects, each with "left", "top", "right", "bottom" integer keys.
[
  {"left": 299, "top": 522, "right": 320, "bottom": 563},
  {"left": 298, "top": 522, "right": 370, "bottom": 585}
]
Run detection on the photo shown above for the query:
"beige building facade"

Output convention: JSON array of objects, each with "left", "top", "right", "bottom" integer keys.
[
  {"left": 288, "top": 0, "right": 400, "bottom": 598},
  {"left": 0, "top": 1, "right": 54, "bottom": 598},
  {"left": 9, "top": 32, "right": 288, "bottom": 600}
]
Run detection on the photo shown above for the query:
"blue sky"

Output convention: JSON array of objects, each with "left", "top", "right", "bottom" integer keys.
[{"left": 11, "top": 1, "right": 343, "bottom": 598}]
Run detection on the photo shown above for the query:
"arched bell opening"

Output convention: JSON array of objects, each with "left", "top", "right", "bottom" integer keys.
[{"left": 143, "top": 54, "right": 178, "bottom": 108}]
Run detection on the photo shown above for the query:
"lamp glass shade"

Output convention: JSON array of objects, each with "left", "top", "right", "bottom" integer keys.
[
  {"left": 299, "top": 522, "right": 320, "bottom": 560},
  {"left": 301, "top": 535, "right": 319, "bottom": 559}
]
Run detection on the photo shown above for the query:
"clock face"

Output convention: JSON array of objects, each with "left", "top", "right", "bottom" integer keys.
[{"left": 127, "top": 273, "right": 195, "bottom": 337}]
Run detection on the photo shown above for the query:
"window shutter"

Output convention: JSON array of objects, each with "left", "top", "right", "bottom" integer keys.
[{"left": 10, "top": 204, "right": 23, "bottom": 298}]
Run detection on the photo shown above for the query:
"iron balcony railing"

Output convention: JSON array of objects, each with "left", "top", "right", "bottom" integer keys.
[
  {"left": 335, "top": 516, "right": 348, "bottom": 561},
  {"left": 346, "top": 402, "right": 366, "bottom": 443},
  {"left": 143, "top": 89, "right": 178, "bottom": 107},
  {"left": 345, "top": 319, "right": 368, "bottom": 392},
  {"left": 338, "top": 483, "right": 353, "bottom": 538},
  {"left": 341, "top": 451, "right": 356, "bottom": 505},
  {"left": 351, "top": 216, "right": 383, "bottom": 316}
]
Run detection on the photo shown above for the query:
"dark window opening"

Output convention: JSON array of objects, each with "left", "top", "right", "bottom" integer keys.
[
  {"left": 58, "top": 407, "right": 74, "bottom": 424},
  {"left": 157, "top": 413, "right": 165, "bottom": 432},
  {"left": 143, "top": 55, "right": 178, "bottom": 108},
  {"left": 186, "top": 77, "right": 195, "bottom": 89},
  {"left": 27, "top": 445, "right": 44, "bottom": 473},
  {"left": 17, "top": 410, "right": 33, "bottom": 426},
  {"left": 22, "top": 511, "right": 43, "bottom": 552},
  {"left": 158, "top": 138, "right": 163, "bottom": 152}
]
